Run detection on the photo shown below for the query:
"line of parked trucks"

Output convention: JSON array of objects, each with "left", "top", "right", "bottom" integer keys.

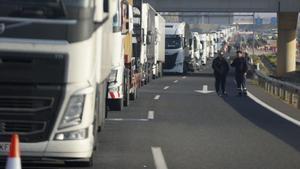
[
  {"left": 164, "top": 22, "right": 237, "bottom": 74},
  {"left": 0, "top": 0, "right": 236, "bottom": 167}
]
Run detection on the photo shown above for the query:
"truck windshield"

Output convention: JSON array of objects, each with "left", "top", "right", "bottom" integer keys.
[
  {"left": 166, "top": 36, "right": 181, "bottom": 49},
  {"left": 0, "top": 0, "right": 95, "bottom": 42},
  {"left": 0, "top": 0, "right": 94, "bottom": 19}
]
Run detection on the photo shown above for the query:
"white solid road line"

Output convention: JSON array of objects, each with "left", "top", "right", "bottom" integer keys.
[
  {"left": 163, "top": 86, "right": 170, "bottom": 90},
  {"left": 148, "top": 110, "right": 155, "bottom": 120},
  {"left": 174, "top": 80, "right": 179, "bottom": 83},
  {"left": 182, "top": 76, "right": 187, "bottom": 79},
  {"left": 154, "top": 95, "right": 161, "bottom": 100},
  {"left": 106, "top": 118, "right": 149, "bottom": 122},
  {"left": 248, "top": 92, "right": 300, "bottom": 127},
  {"left": 151, "top": 147, "right": 168, "bottom": 169}
]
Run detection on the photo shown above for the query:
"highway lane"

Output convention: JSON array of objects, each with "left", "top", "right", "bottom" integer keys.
[{"left": 5, "top": 68, "right": 300, "bottom": 169}]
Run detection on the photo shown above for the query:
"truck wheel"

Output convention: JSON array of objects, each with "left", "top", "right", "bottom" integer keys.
[
  {"left": 124, "top": 91, "right": 130, "bottom": 107},
  {"left": 108, "top": 99, "right": 123, "bottom": 111},
  {"left": 123, "top": 80, "right": 130, "bottom": 107},
  {"left": 183, "top": 63, "right": 188, "bottom": 75},
  {"left": 129, "top": 89, "right": 137, "bottom": 101}
]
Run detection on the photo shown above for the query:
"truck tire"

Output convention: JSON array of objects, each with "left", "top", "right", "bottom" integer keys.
[
  {"left": 123, "top": 89, "right": 130, "bottom": 107},
  {"left": 158, "top": 62, "right": 163, "bottom": 78},
  {"left": 108, "top": 99, "right": 123, "bottom": 111},
  {"left": 129, "top": 89, "right": 137, "bottom": 101},
  {"left": 183, "top": 62, "right": 188, "bottom": 75},
  {"left": 123, "top": 73, "right": 130, "bottom": 107}
]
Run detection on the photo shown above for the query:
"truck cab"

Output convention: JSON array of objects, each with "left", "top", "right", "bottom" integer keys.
[
  {"left": 164, "top": 22, "right": 190, "bottom": 74},
  {"left": 0, "top": 0, "right": 112, "bottom": 166}
]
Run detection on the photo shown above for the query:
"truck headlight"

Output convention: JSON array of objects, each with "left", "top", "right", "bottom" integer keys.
[
  {"left": 54, "top": 128, "right": 88, "bottom": 141},
  {"left": 59, "top": 95, "right": 85, "bottom": 129}
]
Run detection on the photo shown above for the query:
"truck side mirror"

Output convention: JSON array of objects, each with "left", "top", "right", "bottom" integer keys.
[
  {"left": 103, "top": 0, "right": 109, "bottom": 13},
  {"left": 147, "top": 34, "right": 152, "bottom": 45},
  {"left": 126, "top": 22, "right": 129, "bottom": 30}
]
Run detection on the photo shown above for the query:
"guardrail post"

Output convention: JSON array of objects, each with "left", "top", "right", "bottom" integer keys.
[
  {"left": 274, "top": 86, "right": 278, "bottom": 96},
  {"left": 297, "top": 93, "right": 300, "bottom": 109},
  {"left": 272, "top": 85, "right": 275, "bottom": 95},
  {"left": 288, "top": 92, "right": 293, "bottom": 104},
  {"left": 279, "top": 88, "right": 284, "bottom": 99},
  {"left": 284, "top": 90, "right": 287, "bottom": 100}
]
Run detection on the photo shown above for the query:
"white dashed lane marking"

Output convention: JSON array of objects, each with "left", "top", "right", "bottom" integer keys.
[
  {"left": 152, "top": 147, "right": 168, "bottom": 169},
  {"left": 163, "top": 86, "right": 170, "bottom": 90},
  {"left": 154, "top": 95, "right": 161, "bottom": 100},
  {"left": 148, "top": 110, "right": 155, "bottom": 120}
]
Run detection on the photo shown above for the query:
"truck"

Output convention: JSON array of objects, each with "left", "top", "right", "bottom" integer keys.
[
  {"left": 0, "top": 0, "right": 113, "bottom": 166},
  {"left": 199, "top": 33, "right": 209, "bottom": 65},
  {"left": 107, "top": 0, "right": 140, "bottom": 111},
  {"left": 164, "top": 22, "right": 191, "bottom": 74},
  {"left": 191, "top": 32, "right": 201, "bottom": 70},
  {"left": 132, "top": 1, "right": 156, "bottom": 85},
  {"left": 153, "top": 12, "right": 166, "bottom": 78},
  {"left": 141, "top": 3, "right": 156, "bottom": 83},
  {"left": 208, "top": 33, "right": 215, "bottom": 58}
]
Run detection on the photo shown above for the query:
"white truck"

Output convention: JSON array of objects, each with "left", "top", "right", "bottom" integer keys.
[
  {"left": 0, "top": 0, "right": 113, "bottom": 166},
  {"left": 192, "top": 32, "right": 202, "bottom": 68},
  {"left": 208, "top": 33, "right": 215, "bottom": 58},
  {"left": 164, "top": 22, "right": 190, "bottom": 74},
  {"left": 153, "top": 12, "right": 166, "bottom": 78},
  {"left": 139, "top": 3, "right": 156, "bottom": 84},
  {"left": 199, "top": 33, "right": 208, "bottom": 65},
  {"left": 107, "top": 0, "right": 139, "bottom": 111}
]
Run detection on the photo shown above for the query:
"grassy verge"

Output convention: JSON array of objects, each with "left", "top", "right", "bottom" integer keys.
[{"left": 264, "top": 54, "right": 277, "bottom": 66}]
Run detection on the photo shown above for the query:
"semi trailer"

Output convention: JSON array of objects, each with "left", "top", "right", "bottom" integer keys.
[
  {"left": 107, "top": 0, "right": 140, "bottom": 111},
  {"left": 153, "top": 12, "right": 166, "bottom": 78},
  {"left": 191, "top": 32, "right": 201, "bottom": 70},
  {"left": 132, "top": 0, "right": 156, "bottom": 85},
  {"left": 199, "top": 33, "right": 209, "bottom": 65}
]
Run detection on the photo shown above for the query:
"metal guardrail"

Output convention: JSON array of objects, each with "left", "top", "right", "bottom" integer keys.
[{"left": 253, "top": 68, "right": 300, "bottom": 109}]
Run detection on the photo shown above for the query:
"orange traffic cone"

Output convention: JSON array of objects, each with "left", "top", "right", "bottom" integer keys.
[{"left": 5, "top": 134, "right": 21, "bottom": 169}]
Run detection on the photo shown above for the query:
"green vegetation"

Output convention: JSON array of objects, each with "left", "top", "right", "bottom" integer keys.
[{"left": 265, "top": 54, "right": 277, "bottom": 66}]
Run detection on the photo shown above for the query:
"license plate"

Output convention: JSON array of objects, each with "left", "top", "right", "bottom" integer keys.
[{"left": 0, "top": 143, "right": 10, "bottom": 153}]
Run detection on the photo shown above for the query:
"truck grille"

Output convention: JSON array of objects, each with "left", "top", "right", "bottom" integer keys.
[
  {"left": 0, "top": 52, "right": 67, "bottom": 143},
  {"left": 163, "top": 53, "right": 178, "bottom": 69},
  {"left": 0, "top": 97, "right": 54, "bottom": 112},
  {"left": 0, "top": 121, "right": 46, "bottom": 134}
]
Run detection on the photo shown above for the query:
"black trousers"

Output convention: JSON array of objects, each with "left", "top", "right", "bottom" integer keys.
[
  {"left": 214, "top": 74, "right": 227, "bottom": 93},
  {"left": 235, "top": 73, "right": 247, "bottom": 92}
]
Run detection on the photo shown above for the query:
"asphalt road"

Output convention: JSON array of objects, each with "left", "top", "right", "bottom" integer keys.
[{"left": 7, "top": 65, "right": 300, "bottom": 169}]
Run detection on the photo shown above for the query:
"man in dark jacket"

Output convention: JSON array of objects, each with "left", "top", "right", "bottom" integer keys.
[
  {"left": 212, "top": 51, "right": 229, "bottom": 96},
  {"left": 231, "top": 50, "right": 248, "bottom": 95}
]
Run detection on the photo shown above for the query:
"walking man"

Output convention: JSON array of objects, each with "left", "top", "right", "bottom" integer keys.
[
  {"left": 231, "top": 50, "right": 248, "bottom": 96},
  {"left": 212, "top": 51, "right": 229, "bottom": 96}
]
